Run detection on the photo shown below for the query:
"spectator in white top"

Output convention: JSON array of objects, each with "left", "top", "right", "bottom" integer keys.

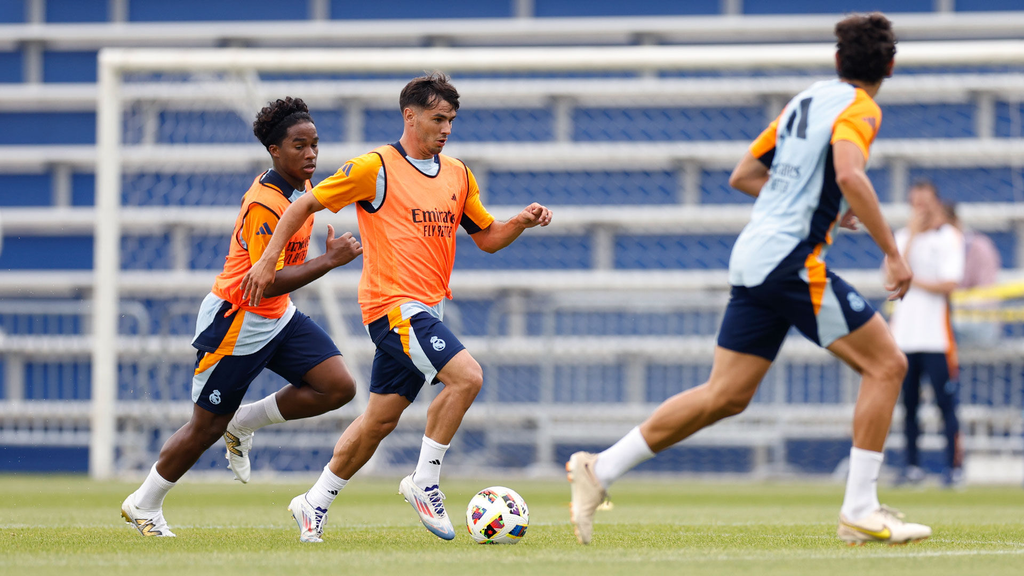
[{"left": 888, "top": 180, "right": 964, "bottom": 487}]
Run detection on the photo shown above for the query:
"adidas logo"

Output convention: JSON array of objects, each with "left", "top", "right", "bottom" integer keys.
[
  {"left": 450, "top": 193, "right": 457, "bottom": 201},
  {"left": 429, "top": 459, "right": 441, "bottom": 465},
  {"left": 255, "top": 222, "right": 273, "bottom": 236}
]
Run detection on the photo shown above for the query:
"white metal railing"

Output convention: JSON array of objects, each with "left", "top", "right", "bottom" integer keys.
[
  {"left": 2, "top": 12, "right": 1024, "bottom": 51},
  {"left": 5, "top": 73, "right": 1024, "bottom": 111},
  {"left": 88, "top": 41, "right": 1024, "bottom": 75}
]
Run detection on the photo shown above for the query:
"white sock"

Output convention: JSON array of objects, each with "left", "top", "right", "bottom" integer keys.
[
  {"left": 305, "top": 465, "right": 348, "bottom": 510},
  {"left": 412, "top": 435, "right": 449, "bottom": 490},
  {"left": 593, "top": 426, "right": 655, "bottom": 489},
  {"left": 134, "top": 463, "right": 176, "bottom": 510},
  {"left": 232, "top": 394, "right": 286, "bottom": 431},
  {"left": 840, "top": 447, "right": 884, "bottom": 521}
]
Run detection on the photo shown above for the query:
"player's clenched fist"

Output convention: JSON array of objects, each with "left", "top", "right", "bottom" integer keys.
[{"left": 516, "top": 202, "right": 553, "bottom": 228}]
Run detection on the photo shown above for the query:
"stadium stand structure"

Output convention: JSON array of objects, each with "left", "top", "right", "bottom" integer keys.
[{"left": 0, "top": 3, "right": 1023, "bottom": 483}]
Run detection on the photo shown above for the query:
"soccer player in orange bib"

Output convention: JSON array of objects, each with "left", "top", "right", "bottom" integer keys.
[
  {"left": 120, "top": 97, "right": 363, "bottom": 537},
  {"left": 241, "top": 73, "right": 553, "bottom": 542},
  {"left": 567, "top": 13, "right": 932, "bottom": 546}
]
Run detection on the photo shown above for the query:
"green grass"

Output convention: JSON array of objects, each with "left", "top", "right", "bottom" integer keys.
[{"left": 2, "top": 475, "right": 1023, "bottom": 576}]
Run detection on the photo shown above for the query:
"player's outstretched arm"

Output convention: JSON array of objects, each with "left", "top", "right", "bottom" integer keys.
[
  {"left": 833, "top": 139, "right": 912, "bottom": 300},
  {"left": 241, "top": 192, "right": 327, "bottom": 306},
  {"left": 262, "top": 225, "right": 362, "bottom": 298},
  {"left": 728, "top": 151, "right": 770, "bottom": 197},
  {"left": 469, "top": 202, "right": 552, "bottom": 253}
]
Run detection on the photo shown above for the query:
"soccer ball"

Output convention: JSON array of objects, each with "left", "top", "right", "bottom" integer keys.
[{"left": 465, "top": 486, "right": 529, "bottom": 544}]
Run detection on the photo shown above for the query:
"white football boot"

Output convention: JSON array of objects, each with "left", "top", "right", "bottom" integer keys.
[
  {"left": 838, "top": 505, "right": 932, "bottom": 544},
  {"left": 223, "top": 419, "right": 254, "bottom": 483},
  {"left": 398, "top": 474, "right": 456, "bottom": 540},
  {"left": 288, "top": 493, "right": 329, "bottom": 543},
  {"left": 566, "top": 451, "right": 607, "bottom": 545},
  {"left": 121, "top": 492, "right": 176, "bottom": 537}
]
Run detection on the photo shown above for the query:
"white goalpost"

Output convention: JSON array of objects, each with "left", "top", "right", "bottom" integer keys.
[{"left": 86, "top": 41, "right": 1024, "bottom": 480}]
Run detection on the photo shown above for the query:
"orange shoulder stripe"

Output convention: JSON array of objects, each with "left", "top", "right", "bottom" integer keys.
[
  {"left": 750, "top": 114, "right": 781, "bottom": 161},
  {"left": 831, "top": 88, "right": 881, "bottom": 160}
]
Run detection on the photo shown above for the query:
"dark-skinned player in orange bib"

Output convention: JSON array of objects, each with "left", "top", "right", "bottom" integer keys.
[
  {"left": 121, "top": 97, "right": 363, "bottom": 537},
  {"left": 241, "top": 73, "right": 553, "bottom": 543}
]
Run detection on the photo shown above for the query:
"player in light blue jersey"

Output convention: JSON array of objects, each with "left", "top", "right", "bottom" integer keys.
[{"left": 568, "top": 13, "right": 931, "bottom": 546}]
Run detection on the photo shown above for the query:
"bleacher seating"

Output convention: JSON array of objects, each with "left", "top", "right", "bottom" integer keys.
[{"left": 1, "top": 1, "right": 1023, "bottom": 479}]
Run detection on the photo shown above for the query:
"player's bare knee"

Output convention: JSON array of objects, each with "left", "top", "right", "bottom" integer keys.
[
  {"left": 894, "top": 351, "right": 909, "bottom": 380},
  {"left": 708, "top": 388, "right": 752, "bottom": 418},
  {"left": 326, "top": 374, "right": 357, "bottom": 409},
  {"left": 872, "top": 350, "right": 908, "bottom": 385},
  {"left": 363, "top": 416, "right": 400, "bottom": 442},
  {"left": 464, "top": 365, "right": 483, "bottom": 397},
  {"left": 719, "top": 395, "right": 752, "bottom": 418},
  {"left": 446, "top": 359, "right": 483, "bottom": 399}
]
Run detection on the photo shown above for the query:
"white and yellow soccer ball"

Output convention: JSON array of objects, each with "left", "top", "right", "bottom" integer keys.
[{"left": 465, "top": 486, "right": 529, "bottom": 544}]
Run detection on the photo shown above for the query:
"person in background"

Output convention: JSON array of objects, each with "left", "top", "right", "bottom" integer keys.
[
  {"left": 945, "top": 202, "right": 1002, "bottom": 348},
  {"left": 889, "top": 181, "right": 964, "bottom": 488}
]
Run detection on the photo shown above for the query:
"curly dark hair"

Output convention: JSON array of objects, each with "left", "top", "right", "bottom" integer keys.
[
  {"left": 835, "top": 13, "right": 897, "bottom": 84},
  {"left": 399, "top": 71, "right": 460, "bottom": 113},
  {"left": 252, "top": 97, "right": 313, "bottom": 149}
]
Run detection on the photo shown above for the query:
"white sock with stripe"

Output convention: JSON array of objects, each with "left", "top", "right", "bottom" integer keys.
[
  {"left": 134, "top": 463, "right": 175, "bottom": 510},
  {"left": 412, "top": 435, "right": 449, "bottom": 490},
  {"left": 232, "top": 394, "right": 286, "bottom": 431},
  {"left": 841, "top": 447, "right": 884, "bottom": 521},
  {"left": 593, "top": 426, "right": 655, "bottom": 489},
  {"left": 305, "top": 465, "right": 348, "bottom": 511}
]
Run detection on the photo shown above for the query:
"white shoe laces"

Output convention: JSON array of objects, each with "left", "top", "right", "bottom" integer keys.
[{"left": 878, "top": 505, "right": 906, "bottom": 522}]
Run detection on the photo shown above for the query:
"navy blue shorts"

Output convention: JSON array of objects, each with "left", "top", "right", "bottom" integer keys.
[
  {"left": 191, "top": 310, "right": 341, "bottom": 414},
  {"left": 717, "top": 269, "right": 876, "bottom": 361},
  {"left": 366, "top": 312, "right": 466, "bottom": 402}
]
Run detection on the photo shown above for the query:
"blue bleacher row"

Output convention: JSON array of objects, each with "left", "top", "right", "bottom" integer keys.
[
  {"left": 3, "top": 355, "right": 1019, "bottom": 409},
  {"left": 0, "top": 434, "right": 893, "bottom": 476},
  {"left": 0, "top": 295, "right": 801, "bottom": 343},
  {"left": 4, "top": 290, "right": 1023, "bottom": 340},
  {"left": 167, "top": 437, "right": 937, "bottom": 475},
  {"left": 0, "top": 296, "right": 730, "bottom": 337},
  {"left": 0, "top": 0, "right": 1015, "bottom": 26},
  {"left": 0, "top": 228, "right": 1015, "bottom": 272},
  {"left": 1, "top": 102, "right": 1019, "bottom": 144},
  {"left": 5, "top": 162, "right": 1024, "bottom": 208}
]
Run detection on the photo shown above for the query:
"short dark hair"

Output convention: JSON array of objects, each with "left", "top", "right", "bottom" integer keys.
[
  {"left": 835, "top": 13, "right": 897, "bottom": 84},
  {"left": 399, "top": 72, "right": 460, "bottom": 113},
  {"left": 910, "top": 179, "right": 939, "bottom": 198},
  {"left": 253, "top": 97, "right": 313, "bottom": 149}
]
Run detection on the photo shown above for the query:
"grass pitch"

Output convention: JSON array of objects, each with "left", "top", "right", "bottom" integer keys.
[{"left": 2, "top": 475, "right": 1023, "bottom": 576}]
